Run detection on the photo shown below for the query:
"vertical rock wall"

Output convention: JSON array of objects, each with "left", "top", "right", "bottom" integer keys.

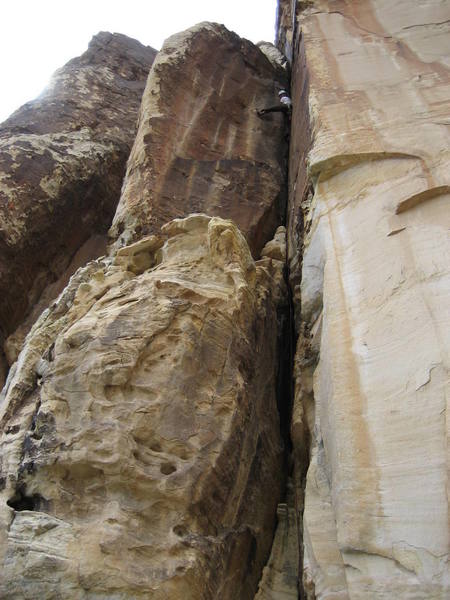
[
  {"left": 0, "top": 33, "right": 156, "bottom": 375},
  {"left": 0, "top": 23, "right": 291, "bottom": 599},
  {"left": 109, "top": 23, "right": 289, "bottom": 258},
  {"left": 2, "top": 1, "right": 447, "bottom": 597},
  {"left": 283, "top": 0, "right": 450, "bottom": 597}
]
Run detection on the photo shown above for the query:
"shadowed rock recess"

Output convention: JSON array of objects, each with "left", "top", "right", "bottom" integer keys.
[
  {"left": 0, "top": 32, "right": 156, "bottom": 381},
  {"left": 0, "top": 2, "right": 449, "bottom": 598}
]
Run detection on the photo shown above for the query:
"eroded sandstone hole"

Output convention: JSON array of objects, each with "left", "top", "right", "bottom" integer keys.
[{"left": 6, "top": 487, "right": 47, "bottom": 513}]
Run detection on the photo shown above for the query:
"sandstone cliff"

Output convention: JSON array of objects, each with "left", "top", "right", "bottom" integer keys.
[
  {"left": 0, "top": 33, "right": 156, "bottom": 379},
  {"left": 0, "top": 215, "right": 286, "bottom": 599},
  {"left": 284, "top": 1, "right": 450, "bottom": 598},
  {"left": 0, "top": 2, "right": 449, "bottom": 598},
  {"left": 0, "top": 23, "right": 292, "bottom": 600},
  {"left": 109, "top": 23, "right": 289, "bottom": 258}
]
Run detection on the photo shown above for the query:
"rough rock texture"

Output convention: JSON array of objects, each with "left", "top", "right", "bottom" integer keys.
[
  {"left": 3, "top": 1, "right": 447, "bottom": 597},
  {"left": 276, "top": 0, "right": 297, "bottom": 62},
  {"left": 0, "top": 32, "right": 156, "bottom": 374},
  {"left": 109, "top": 23, "right": 289, "bottom": 258},
  {"left": 257, "top": 42, "right": 289, "bottom": 74},
  {"left": 0, "top": 215, "right": 286, "bottom": 599},
  {"left": 254, "top": 480, "right": 299, "bottom": 599},
  {"left": 284, "top": 1, "right": 450, "bottom": 598}
]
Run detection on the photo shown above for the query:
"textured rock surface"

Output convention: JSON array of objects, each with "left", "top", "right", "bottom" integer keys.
[
  {"left": 0, "top": 32, "right": 156, "bottom": 372},
  {"left": 2, "top": 1, "right": 447, "bottom": 597},
  {"left": 275, "top": 0, "right": 297, "bottom": 62},
  {"left": 0, "top": 215, "right": 286, "bottom": 599},
  {"left": 285, "top": 1, "right": 450, "bottom": 597},
  {"left": 254, "top": 481, "right": 299, "bottom": 599},
  {"left": 109, "top": 23, "right": 288, "bottom": 258}
]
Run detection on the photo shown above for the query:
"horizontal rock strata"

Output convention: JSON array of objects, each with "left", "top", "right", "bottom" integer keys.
[
  {"left": 0, "top": 32, "right": 156, "bottom": 374},
  {"left": 285, "top": 0, "right": 450, "bottom": 597},
  {"left": 109, "top": 22, "right": 289, "bottom": 258},
  {"left": 0, "top": 215, "right": 286, "bottom": 599}
]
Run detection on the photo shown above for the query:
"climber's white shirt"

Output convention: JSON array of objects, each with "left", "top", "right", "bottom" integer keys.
[{"left": 280, "top": 95, "right": 292, "bottom": 106}]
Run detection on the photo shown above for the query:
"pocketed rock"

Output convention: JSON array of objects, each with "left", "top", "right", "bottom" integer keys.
[
  {"left": 0, "top": 215, "right": 286, "bottom": 600},
  {"left": 0, "top": 32, "right": 156, "bottom": 373},
  {"left": 109, "top": 22, "right": 288, "bottom": 258}
]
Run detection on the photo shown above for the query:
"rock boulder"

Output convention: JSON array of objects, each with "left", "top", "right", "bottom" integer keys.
[{"left": 0, "top": 215, "right": 286, "bottom": 599}]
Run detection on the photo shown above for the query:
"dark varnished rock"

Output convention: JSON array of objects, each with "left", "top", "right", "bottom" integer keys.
[
  {"left": 110, "top": 23, "right": 289, "bottom": 258},
  {"left": 0, "top": 32, "right": 156, "bottom": 374}
]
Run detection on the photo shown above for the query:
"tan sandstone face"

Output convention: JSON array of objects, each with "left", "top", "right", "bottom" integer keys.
[
  {"left": 0, "top": 215, "right": 286, "bottom": 599},
  {"left": 109, "top": 23, "right": 289, "bottom": 259},
  {"left": 0, "top": 2, "right": 448, "bottom": 598}
]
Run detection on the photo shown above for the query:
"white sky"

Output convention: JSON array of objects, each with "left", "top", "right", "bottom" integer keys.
[{"left": 0, "top": 0, "right": 278, "bottom": 123}]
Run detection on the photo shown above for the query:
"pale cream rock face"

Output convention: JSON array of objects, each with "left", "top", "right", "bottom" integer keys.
[
  {"left": 261, "top": 225, "right": 287, "bottom": 263},
  {"left": 0, "top": 215, "right": 285, "bottom": 599},
  {"left": 289, "top": 0, "right": 450, "bottom": 598}
]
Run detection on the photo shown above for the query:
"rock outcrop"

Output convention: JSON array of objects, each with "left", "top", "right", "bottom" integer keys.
[
  {"left": 1, "top": 1, "right": 448, "bottom": 597},
  {"left": 0, "top": 215, "right": 286, "bottom": 599},
  {"left": 283, "top": 1, "right": 450, "bottom": 597},
  {"left": 275, "top": 0, "right": 297, "bottom": 63},
  {"left": 0, "top": 33, "right": 156, "bottom": 376},
  {"left": 109, "top": 23, "right": 289, "bottom": 258}
]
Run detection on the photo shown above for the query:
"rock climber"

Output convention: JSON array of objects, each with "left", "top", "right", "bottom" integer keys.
[{"left": 257, "top": 90, "right": 292, "bottom": 117}]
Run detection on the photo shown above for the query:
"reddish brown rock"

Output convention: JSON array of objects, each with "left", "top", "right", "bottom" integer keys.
[
  {"left": 0, "top": 32, "right": 156, "bottom": 372},
  {"left": 109, "top": 23, "right": 289, "bottom": 258}
]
